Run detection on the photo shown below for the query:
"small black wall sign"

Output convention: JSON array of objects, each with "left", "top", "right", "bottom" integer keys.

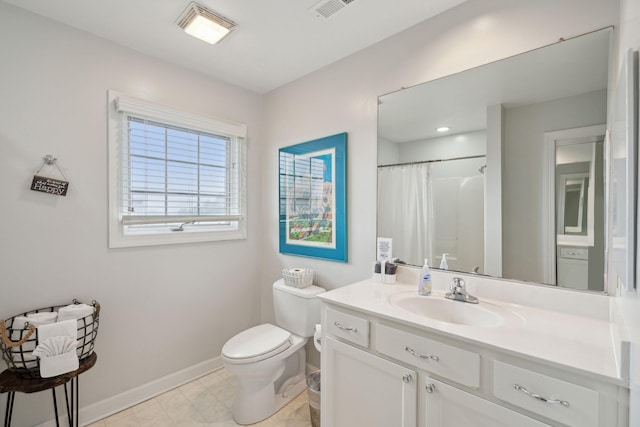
[{"left": 31, "top": 175, "right": 69, "bottom": 196}]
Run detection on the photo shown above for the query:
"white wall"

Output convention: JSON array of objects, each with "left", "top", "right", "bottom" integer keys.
[
  {"left": 377, "top": 138, "right": 400, "bottom": 165},
  {"left": 397, "top": 130, "right": 486, "bottom": 164},
  {"left": 615, "top": 0, "right": 640, "bottom": 423},
  {"left": 0, "top": 4, "right": 263, "bottom": 425},
  {"left": 261, "top": 0, "right": 618, "bottom": 368},
  {"left": 262, "top": 0, "right": 618, "bottom": 288}
]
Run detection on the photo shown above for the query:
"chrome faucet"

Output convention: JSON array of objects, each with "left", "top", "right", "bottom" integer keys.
[{"left": 445, "top": 277, "right": 479, "bottom": 304}]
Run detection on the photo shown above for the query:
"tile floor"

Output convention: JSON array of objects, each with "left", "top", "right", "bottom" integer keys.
[{"left": 88, "top": 368, "right": 312, "bottom": 427}]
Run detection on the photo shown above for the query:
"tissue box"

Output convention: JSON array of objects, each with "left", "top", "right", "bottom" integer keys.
[{"left": 282, "top": 267, "right": 314, "bottom": 288}]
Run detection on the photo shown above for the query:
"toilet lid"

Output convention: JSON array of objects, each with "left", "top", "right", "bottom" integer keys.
[{"left": 222, "top": 323, "right": 292, "bottom": 363}]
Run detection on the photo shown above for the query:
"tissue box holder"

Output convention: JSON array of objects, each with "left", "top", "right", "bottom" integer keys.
[{"left": 282, "top": 267, "right": 314, "bottom": 288}]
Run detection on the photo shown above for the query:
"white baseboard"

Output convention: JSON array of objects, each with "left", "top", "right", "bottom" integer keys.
[
  {"left": 35, "top": 357, "right": 317, "bottom": 426},
  {"left": 35, "top": 356, "right": 222, "bottom": 427}
]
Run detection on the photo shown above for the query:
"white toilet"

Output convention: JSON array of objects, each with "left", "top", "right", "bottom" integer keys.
[{"left": 221, "top": 279, "right": 325, "bottom": 425}]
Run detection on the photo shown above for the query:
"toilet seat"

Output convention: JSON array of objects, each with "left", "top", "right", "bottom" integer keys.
[{"left": 222, "top": 323, "right": 292, "bottom": 364}]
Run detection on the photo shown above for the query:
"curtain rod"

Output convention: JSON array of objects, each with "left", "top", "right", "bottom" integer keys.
[{"left": 378, "top": 154, "right": 486, "bottom": 168}]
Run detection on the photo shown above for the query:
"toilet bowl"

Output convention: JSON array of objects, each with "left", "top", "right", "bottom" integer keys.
[{"left": 221, "top": 280, "right": 325, "bottom": 425}]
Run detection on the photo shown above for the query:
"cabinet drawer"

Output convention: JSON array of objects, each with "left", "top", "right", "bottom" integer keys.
[
  {"left": 375, "top": 323, "right": 480, "bottom": 388},
  {"left": 326, "top": 307, "right": 370, "bottom": 348},
  {"left": 425, "top": 378, "right": 551, "bottom": 427},
  {"left": 493, "top": 361, "right": 599, "bottom": 427}
]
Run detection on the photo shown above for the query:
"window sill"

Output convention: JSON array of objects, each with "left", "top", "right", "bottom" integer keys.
[{"left": 108, "top": 227, "right": 246, "bottom": 248}]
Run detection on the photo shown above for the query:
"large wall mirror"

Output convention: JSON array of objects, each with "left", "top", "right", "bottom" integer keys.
[{"left": 377, "top": 27, "right": 612, "bottom": 293}]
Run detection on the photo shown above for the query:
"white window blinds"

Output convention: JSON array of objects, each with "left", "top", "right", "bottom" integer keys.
[
  {"left": 108, "top": 91, "right": 247, "bottom": 246},
  {"left": 121, "top": 116, "right": 244, "bottom": 227}
]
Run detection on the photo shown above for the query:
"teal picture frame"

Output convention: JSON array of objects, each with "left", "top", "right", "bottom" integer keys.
[{"left": 279, "top": 133, "right": 347, "bottom": 262}]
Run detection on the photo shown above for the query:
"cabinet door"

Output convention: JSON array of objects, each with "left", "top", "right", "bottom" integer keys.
[
  {"left": 323, "top": 336, "right": 417, "bottom": 427},
  {"left": 425, "top": 378, "right": 551, "bottom": 427}
]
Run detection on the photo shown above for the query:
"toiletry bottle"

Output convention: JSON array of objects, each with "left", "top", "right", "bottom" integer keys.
[
  {"left": 418, "top": 259, "right": 432, "bottom": 295},
  {"left": 440, "top": 253, "right": 449, "bottom": 270}
]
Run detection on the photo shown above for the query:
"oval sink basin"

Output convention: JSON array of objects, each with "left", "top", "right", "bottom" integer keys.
[{"left": 388, "top": 292, "right": 504, "bottom": 327}]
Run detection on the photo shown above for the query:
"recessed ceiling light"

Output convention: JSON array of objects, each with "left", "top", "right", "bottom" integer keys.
[
  {"left": 436, "top": 126, "right": 450, "bottom": 133},
  {"left": 176, "top": 2, "right": 236, "bottom": 45}
]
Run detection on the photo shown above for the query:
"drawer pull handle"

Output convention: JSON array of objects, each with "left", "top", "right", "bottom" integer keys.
[
  {"left": 425, "top": 383, "right": 436, "bottom": 393},
  {"left": 513, "top": 384, "right": 570, "bottom": 407},
  {"left": 402, "top": 374, "right": 413, "bottom": 383},
  {"left": 405, "top": 346, "right": 439, "bottom": 361},
  {"left": 334, "top": 321, "right": 358, "bottom": 333}
]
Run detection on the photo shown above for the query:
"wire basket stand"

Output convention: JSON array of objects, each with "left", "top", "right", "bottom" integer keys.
[{"left": 0, "top": 299, "right": 100, "bottom": 379}]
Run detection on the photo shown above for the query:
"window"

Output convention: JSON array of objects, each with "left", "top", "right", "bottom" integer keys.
[{"left": 108, "top": 91, "right": 246, "bottom": 247}]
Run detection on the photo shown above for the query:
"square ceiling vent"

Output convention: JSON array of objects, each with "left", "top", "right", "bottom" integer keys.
[{"left": 311, "top": 0, "right": 357, "bottom": 20}]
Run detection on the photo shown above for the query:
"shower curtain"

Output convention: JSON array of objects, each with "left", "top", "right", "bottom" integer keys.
[{"left": 377, "top": 163, "right": 433, "bottom": 266}]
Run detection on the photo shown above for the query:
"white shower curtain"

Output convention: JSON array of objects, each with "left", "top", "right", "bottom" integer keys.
[{"left": 377, "top": 163, "right": 433, "bottom": 266}]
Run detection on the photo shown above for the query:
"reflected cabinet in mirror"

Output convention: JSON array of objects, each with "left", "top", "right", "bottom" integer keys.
[{"left": 377, "top": 28, "right": 611, "bottom": 292}]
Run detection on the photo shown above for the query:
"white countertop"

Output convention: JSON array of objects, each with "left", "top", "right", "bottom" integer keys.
[{"left": 319, "top": 277, "right": 627, "bottom": 385}]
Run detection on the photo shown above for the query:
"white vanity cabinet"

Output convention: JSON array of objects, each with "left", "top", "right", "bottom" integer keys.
[
  {"left": 321, "top": 301, "right": 627, "bottom": 427},
  {"left": 323, "top": 336, "right": 417, "bottom": 427}
]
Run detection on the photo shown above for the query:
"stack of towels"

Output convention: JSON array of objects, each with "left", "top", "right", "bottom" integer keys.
[{"left": 11, "top": 303, "right": 94, "bottom": 378}]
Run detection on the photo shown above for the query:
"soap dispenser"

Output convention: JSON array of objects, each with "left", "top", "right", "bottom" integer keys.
[
  {"left": 440, "top": 253, "right": 449, "bottom": 270},
  {"left": 418, "top": 259, "right": 432, "bottom": 296}
]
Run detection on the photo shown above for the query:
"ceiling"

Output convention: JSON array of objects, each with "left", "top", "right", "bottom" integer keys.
[{"left": 3, "top": 0, "right": 466, "bottom": 94}]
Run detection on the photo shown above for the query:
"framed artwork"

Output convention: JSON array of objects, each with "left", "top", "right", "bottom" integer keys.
[{"left": 279, "top": 133, "right": 347, "bottom": 262}]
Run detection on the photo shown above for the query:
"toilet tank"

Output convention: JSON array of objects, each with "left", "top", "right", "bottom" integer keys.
[{"left": 273, "top": 279, "right": 325, "bottom": 337}]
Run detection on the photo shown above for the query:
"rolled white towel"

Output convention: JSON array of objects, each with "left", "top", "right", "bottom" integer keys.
[
  {"left": 11, "top": 317, "right": 32, "bottom": 342},
  {"left": 12, "top": 312, "right": 58, "bottom": 330},
  {"left": 10, "top": 312, "right": 58, "bottom": 367},
  {"left": 57, "top": 304, "right": 93, "bottom": 321},
  {"left": 8, "top": 341, "right": 38, "bottom": 367}
]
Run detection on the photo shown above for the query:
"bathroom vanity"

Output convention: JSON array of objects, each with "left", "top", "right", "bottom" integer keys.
[{"left": 319, "top": 269, "right": 629, "bottom": 427}]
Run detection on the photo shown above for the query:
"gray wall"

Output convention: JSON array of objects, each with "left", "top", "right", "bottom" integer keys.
[
  {"left": 502, "top": 89, "right": 607, "bottom": 283},
  {"left": 0, "top": 4, "right": 263, "bottom": 425}
]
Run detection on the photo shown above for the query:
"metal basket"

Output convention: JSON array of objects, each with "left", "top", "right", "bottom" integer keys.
[
  {"left": 0, "top": 299, "right": 100, "bottom": 379},
  {"left": 282, "top": 267, "right": 314, "bottom": 289}
]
